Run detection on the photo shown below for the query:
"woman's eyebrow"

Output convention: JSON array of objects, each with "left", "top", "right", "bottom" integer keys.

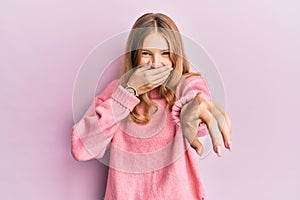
[{"left": 142, "top": 48, "right": 170, "bottom": 52}]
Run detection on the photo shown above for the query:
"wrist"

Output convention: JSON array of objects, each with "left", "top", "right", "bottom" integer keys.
[{"left": 125, "top": 84, "right": 139, "bottom": 97}]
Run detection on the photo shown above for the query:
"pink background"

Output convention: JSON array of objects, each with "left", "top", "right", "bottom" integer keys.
[{"left": 1, "top": 0, "right": 299, "bottom": 199}]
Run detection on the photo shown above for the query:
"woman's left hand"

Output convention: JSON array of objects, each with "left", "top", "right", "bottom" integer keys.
[{"left": 180, "top": 92, "right": 232, "bottom": 157}]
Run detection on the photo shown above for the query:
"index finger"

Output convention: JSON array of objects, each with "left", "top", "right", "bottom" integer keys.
[
  {"left": 207, "top": 101, "right": 232, "bottom": 150},
  {"left": 135, "top": 63, "right": 152, "bottom": 72},
  {"left": 199, "top": 109, "right": 223, "bottom": 157},
  {"left": 147, "top": 66, "right": 173, "bottom": 76},
  {"left": 212, "top": 100, "right": 232, "bottom": 133}
]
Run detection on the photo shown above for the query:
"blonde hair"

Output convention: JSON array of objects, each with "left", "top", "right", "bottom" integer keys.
[{"left": 120, "top": 13, "right": 199, "bottom": 124}]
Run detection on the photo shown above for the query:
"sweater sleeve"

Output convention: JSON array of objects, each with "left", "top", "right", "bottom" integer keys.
[
  {"left": 171, "top": 75, "right": 212, "bottom": 137},
  {"left": 71, "top": 79, "right": 140, "bottom": 161}
]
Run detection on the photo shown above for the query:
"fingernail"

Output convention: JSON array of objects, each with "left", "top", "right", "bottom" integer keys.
[
  {"left": 216, "top": 146, "right": 222, "bottom": 157},
  {"left": 228, "top": 140, "right": 232, "bottom": 152}
]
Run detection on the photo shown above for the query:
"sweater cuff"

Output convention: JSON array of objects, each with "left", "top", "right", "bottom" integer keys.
[
  {"left": 171, "top": 92, "right": 209, "bottom": 137},
  {"left": 111, "top": 84, "right": 140, "bottom": 111},
  {"left": 171, "top": 92, "right": 196, "bottom": 125}
]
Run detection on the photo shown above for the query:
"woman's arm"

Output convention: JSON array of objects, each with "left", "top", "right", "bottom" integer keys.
[
  {"left": 71, "top": 80, "right": 140, "bottom": 161},
  {"left": 171, "top": 75, "right": 213, "bottom": 156},
  {"left": 178, "top": 75, "right": 212, "bottom": 100}
]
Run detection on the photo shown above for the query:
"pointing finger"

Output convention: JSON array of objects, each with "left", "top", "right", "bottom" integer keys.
[{"left": 198, "top": 106, "right": 223, "bottom": 157}]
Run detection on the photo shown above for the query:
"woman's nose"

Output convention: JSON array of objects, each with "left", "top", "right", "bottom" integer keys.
[{"left": 150, "top": 54, "right": 162, "bottom": 68}]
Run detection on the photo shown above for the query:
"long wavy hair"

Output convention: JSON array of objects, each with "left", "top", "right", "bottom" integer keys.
[{"left": 119, "top": 13, "right": 199, "bottom": 124}]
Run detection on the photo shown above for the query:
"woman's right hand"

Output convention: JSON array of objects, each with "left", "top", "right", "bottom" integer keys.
[
  {"left": 180, "top": 92, "right": 232, "bottom": 157},
  {"left": 127, "top": 63, "right": 174, "bottom": 96}
]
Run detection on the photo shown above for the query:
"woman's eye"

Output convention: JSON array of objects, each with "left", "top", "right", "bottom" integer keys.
[
  {"left": 142, "top": 52, "right": 151, "bottom": 56},
  {"left": 162, "top": 52, "right": 170, "bottom": 56}
]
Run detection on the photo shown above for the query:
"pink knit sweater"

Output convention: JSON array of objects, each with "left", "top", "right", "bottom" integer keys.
[{"left": 71, "top": 75, "right": 212, "bottom": 200}]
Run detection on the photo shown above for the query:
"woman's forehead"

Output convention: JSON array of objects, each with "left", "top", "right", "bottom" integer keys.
[{"left": 142, "top": 33, "right": 169, "bottom": 50}]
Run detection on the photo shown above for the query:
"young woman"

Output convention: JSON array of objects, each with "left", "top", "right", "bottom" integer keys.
[{"left": 71, "top": 13, "right": 232, "bottom": 200}]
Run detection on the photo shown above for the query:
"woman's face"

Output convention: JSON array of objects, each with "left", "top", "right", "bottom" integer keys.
[{"left": 139, "top": 32, "right": 172, "bottom": 68}]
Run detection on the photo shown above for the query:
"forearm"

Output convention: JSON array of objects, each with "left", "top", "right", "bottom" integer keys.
[{"left": 71, "top": 83, "right": 140, "bottom": 161}]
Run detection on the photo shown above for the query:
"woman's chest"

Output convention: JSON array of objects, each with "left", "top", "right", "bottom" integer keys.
[{"left": 112, "top": 104, "right": 177, "bottom": 153}]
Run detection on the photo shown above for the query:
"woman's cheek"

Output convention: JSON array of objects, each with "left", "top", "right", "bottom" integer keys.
[
  {"left": 139, "top": 57, "right": 150, "bottom": 65},
  {"left": 163, "top": 58, "right": 172, "bottom": 67}
]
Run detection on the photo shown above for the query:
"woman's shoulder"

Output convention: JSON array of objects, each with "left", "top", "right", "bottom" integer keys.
[
  {"left": 181, "top": 73, "right": 207, "bottom": 85},
  {"left": 176, "top": 74, "right": 209, "bottom": 97}
]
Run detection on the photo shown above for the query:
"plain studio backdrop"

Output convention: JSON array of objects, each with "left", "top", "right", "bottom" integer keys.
[{"left": 1, "top": 0, "right": 299, "bottom": 200}]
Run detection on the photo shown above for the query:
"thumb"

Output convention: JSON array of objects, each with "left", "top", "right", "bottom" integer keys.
[{"left": 191, "top": 138, "right": 204, "bottom": 156}]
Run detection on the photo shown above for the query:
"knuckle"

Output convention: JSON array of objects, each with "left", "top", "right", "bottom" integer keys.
[
  {"left": 205, "top": 113, "right": 214, "bottom": 125},
  {"left": 197, "top": 92, "right": 210, "bottom": 105},
  {"left": 144, "top": 76, "right": 150, "bottom": 82}
]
